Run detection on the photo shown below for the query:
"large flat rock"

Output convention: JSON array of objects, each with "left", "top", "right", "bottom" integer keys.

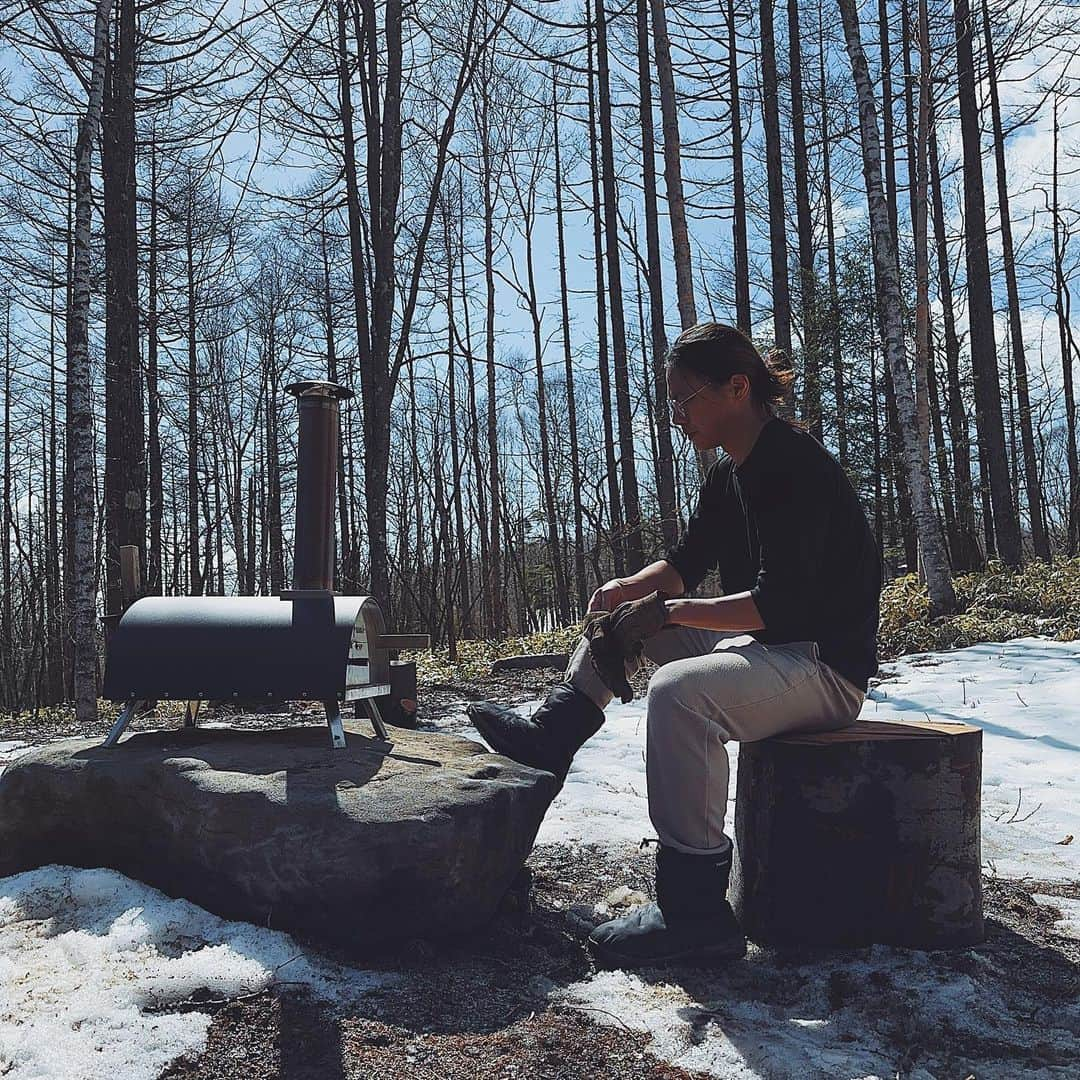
[{"left": 0, "top": 724, "right": 557, "bottom": 954}]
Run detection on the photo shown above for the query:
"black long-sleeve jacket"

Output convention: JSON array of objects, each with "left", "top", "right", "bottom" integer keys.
[{"left": 664, "top": 418, "right": 882, "bottom": 691}]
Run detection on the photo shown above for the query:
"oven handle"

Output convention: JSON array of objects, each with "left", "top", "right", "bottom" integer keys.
[{"left": 369, "top": 634, "right": 430, "bottom": 651}]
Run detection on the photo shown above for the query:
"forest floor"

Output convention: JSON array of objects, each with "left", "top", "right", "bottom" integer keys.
[{"left": 3, "top": 651, "right": 1079, "bottom": 1079}]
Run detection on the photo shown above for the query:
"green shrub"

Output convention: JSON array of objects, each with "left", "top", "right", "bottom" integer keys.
[{"left": 878, "top": 558, "right": 1080, "bottom": 659}]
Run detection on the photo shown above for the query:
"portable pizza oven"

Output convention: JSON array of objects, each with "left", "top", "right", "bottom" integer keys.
[{"left": 101, "top": 380, "right": 427, "bottom": 750}]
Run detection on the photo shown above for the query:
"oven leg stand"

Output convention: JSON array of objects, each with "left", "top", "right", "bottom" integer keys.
[
  {"left": 324, "top": 699, "right": 348, "bottom": 750},
  {"left": 365, "top": 699, "right": 389, "bottom": 742},
  {"left": 102, "top": 701, "right": 139, "bottom": 748}
]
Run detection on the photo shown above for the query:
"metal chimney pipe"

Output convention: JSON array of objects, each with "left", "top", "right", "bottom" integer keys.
[{"left": 285, "top": 380, "right": 353, "bottom": 594}]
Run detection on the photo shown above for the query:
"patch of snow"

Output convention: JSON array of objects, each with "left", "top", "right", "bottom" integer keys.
[
  {"left": 1033, "top": 894, "right": 1080, "bottom": 941},
  {"left": 0, "top": 865, "right": 392, "bottom": 1080},
  {"left": 558, "top": 943, "right": 1080, "bottom": 1080},
  {"left": 0, "top": 741, "right": 30, "bottom": 782},
  {"left": 869, "top": 638, "right": 1080, "bottom": 883}
]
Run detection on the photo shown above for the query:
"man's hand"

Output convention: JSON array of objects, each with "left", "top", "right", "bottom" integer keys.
[
  {"left": 583, "top": 591, "right": 670, "bottom": 703},
  {"left": 587, "top": 578, "right": 631, "bottom": 613}
]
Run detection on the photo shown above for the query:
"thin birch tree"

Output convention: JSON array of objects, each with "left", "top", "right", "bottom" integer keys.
[{"left": 838, "top": 0, "right": 957, "bottom": 614}]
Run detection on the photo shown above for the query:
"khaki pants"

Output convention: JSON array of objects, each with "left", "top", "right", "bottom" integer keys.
[{"left": 565, "top": 627, "right": 865, "bottom": 856}]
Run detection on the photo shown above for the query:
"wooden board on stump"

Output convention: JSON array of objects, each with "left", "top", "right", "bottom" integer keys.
[{"left": 731, "top": 719, "right": 983, "bottom": 950}]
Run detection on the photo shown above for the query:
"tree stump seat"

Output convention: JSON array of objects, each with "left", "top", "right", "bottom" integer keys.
[{"left": 731, "top": 719, "right": 983, "bottom": 949}]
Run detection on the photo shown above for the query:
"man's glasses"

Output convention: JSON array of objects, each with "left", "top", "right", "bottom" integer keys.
[{"left": 669, "top": 383, "right": 708, "bottom": 420}]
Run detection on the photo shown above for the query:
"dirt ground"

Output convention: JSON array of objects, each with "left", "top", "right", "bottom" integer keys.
[
  {"left": 5, "top": 666, "right": 1079, "bottom": 1079},
  {"left": 150, "top": 842, "right": 1078, "bottom": 1080}
]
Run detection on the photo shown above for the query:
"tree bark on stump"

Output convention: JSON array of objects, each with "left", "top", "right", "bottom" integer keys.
[{"left": 731, "top": 720, "right": 983, "bottom": 949}]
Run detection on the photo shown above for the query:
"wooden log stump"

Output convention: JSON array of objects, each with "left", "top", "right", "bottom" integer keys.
[{"left": 731, "top": 719, "right": 983, "bottom": 949}]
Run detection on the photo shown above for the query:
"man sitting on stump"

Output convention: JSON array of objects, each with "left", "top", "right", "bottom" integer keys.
[{"left": 468, "top": 323, "right": 882, "bottom": 969}]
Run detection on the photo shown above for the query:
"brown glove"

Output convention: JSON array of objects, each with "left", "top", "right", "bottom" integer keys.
[{"left": 583, "top": 591, "right": 670, "bottom": 703}]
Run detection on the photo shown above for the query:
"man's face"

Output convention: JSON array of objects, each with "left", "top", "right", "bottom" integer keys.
[{"left": 666, "top": 366, "right": 745, "bottom": 451}]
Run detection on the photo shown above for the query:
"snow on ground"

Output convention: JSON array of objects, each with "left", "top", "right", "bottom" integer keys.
[
  {"left": 557, "top": 937, "right": 1080, "bottom": 1080},
  {"left": 1033, "top": 894, "right": 1080, "bottom": 941},
  {"left": 0, "top": 866, "right": 392, "bottom": 1080},
  {"left": 0, "top": 741, "right": 30, "bottom": 781},
  {"left": 536, "top": 636, "right": 1080, "bottom": 883},
  {"left": 0, "top": 637, "right": 1077, "bottom": 1079},
  {"left": 867, "top": 638, "right": 1080, "bottom": 882}
]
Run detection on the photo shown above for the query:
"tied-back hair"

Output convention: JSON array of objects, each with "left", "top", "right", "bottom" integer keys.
[{"left": 665, "top": 323, "right": 794, "bottom": 413}]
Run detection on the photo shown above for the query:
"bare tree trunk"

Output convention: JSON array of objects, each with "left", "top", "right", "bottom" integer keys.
[
  {"left": 2, "top": 304, "right": 12, "bottom": 705},
  {"left": 360, "top": 0, "right": 402, "bottom": 611},
  {"left": 319, "top": 229, "right": 352, "bottom": 588},
  {"left": 788, "top": 0, "right": 820, "bottom": 437},
  {"left": 246, "top": 472, "right": 257, "bottom": 594},
  {"left": 479, "top": 75, "right": 505, "bottom": 632},
  {"left": 587, "top": 1, "right": 625, "bottom": 575},
  {"left": 265, "top": 338, "right": 285, "bottom": 593},
  {"left": 838, "top": 0, "right": 956, "bottom": 614},
  {"left": 928, "top": 85, "right": 981, "bottom": 569},
  {"left": 727, "top": 0, "right": 751, "bottom": 332},
  {"left": 431, "top": 372, "right": 453, "bottom": 648},
  {"left": 1053, "top": 95, "right": 1080, "bottom": 554},
  {"left": 213, "top": 436, "right": 225, "bottom": 594},
  {"left": 913, "top": 0, "right": 933, "bottom": 488},
  {"left": 46, "top": 288, "right": 63, "bottom": 700},
  {"left": 875, "top": 0, "right": 918, "bottom": 573},
  {"left": 928, "top": 330, "right": 958, "bottom": 545},
  {"left": 595, "top": 0, "right": 644, "bottom": 570},
  {"left": 69, "top": 0, "right": 112, "bottom": 721},
  {"left": 760, "top": 0, "right": 793, "bottom": 386},
  {"left": 185, "top": 189, "right": 202, "bottom": 596},
  {"left": 904, "top": 2, "right": 955, "bottom": 551},
  {"left": 901, "top": 23, "right": 933, "bottom": 521},
  {"left": 636, "top": 0, "right": 677, "bottom": 550},
  {"left": 63, "top": 169, "right": 76, "bottom": 696},
  {"left": 408, "top": 353, "right": 424, "bottom": 627},
  {"left": 519, "top": 170, "right": 570, "bottom": 623},
  {"left": 870, "top": 332, "right": 884, "bottom": 554},
  {"left": 336, "top": 0, "right": 375, "bottom": 590},
  {"left": 953, "top": 0, "right": 1021, "bottom": 566},
  {"left": 980, "top": 0, "right": 1048, "bottom": 558},
  {"left": 818, "top": 0, "right": 846, "bottom": 465},
  {"left": 173, "top": 473, "right": 184, "bottom": 594},
  {"left": 460, "top": 186, "right": 490, "bottom": 631},
  {"left": 634, "top": 246, "right": 661, "bottom": 499},
  {"left": 102, "top": 0, "right": 144, "bottom": 625},
  {"left": 553, "top": 75, "right": 588, "bottom": 614},
  {"left": 147, "top": 139, "right": 163, "bottom": 594},
  {"left": 442, "top": 198, "right": 472, "bottom": 638},
  {"left": 650, "top": 0, "right": 696, "bottom": 330}
]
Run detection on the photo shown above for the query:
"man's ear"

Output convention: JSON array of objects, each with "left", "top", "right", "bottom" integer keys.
[{"left": 730, "top": 373, "right": 751, "bottom": 402}]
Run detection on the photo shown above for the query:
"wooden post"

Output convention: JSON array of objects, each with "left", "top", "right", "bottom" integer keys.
[
  {"left": 731, "top": 719, "right": 983, "bottom": 949},
  {"left": 103, "top": 544, "right": 143, "bottom": 643},
  {"left": 119, "top": 544, "right": 142, "bottom": 608}
]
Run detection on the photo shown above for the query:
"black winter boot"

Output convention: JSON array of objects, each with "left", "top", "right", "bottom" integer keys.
[
  {"left": 467, "top": 683, "right": 605, "bottom": 783},
  {"left": 587, "top": 844, "right": 746, "bottom": 969}
]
